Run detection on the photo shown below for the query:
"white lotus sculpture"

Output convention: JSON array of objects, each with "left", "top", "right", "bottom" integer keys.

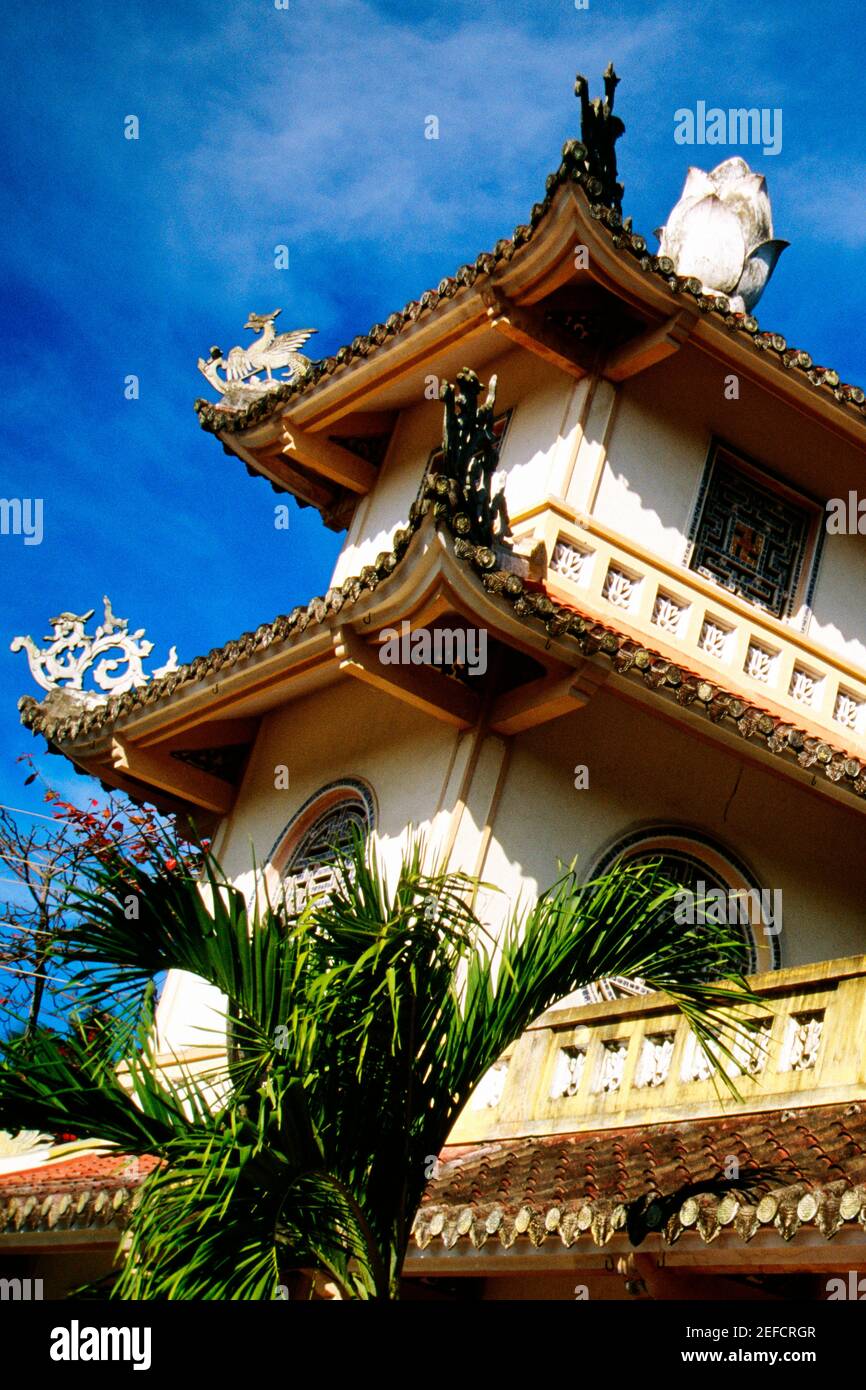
[{"left": 655, "top": 157, "right": 788, "bottom": 313}]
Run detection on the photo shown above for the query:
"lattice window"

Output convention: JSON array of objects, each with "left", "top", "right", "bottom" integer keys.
[
  {"left": 602, "top": 564, "right": 640, "bottom": 610},
  {"left": 551, "top": 539, "right": 592, "bottom": 585},
  {"left": 688, "top": 452, "right": 817, "bottom": 619},
  {"left": 652, "top": 591, "right": 687, "bottom": 635},
  {"left": 789, "top": 666, "right": 822, "bottom": 708},
  {"left": 745, "top": 641, "right": 778, "bottom": 684},
  {"left": 550, "top": 1045, "right": 587, "bottom": 1099},
  {"left": 634, "top": 1033, "right": 675, "bottom": 1089},
  {"left": 699, "top": 617, "right": 733, "bottom": 660},
  {"left": 835, "top": 689, "right": 866, "bottom": 733},
  {"left": 283, "top": 798, "right": 371, "bottom": 913}
]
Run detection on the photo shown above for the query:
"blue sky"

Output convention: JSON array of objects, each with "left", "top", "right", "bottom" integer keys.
[{"left": 1, "top": 0, "right": 865, "bottom": 821}]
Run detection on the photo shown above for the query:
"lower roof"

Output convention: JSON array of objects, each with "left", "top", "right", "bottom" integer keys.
[
  {"left": 0, "top": 1152, "right": 158, "bottom": 1240},
  {"left": 414, "top": 1101, "right": 866, "bottom": 1253}
]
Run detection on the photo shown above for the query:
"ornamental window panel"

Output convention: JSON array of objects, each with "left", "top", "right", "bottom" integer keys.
[
  {"left": 687, "top": 447, "right": 821, "bottom": 621},
  {"left": 577, "top": 830, "right": 781, "bottom": 1008},
  {"left": 280, "top": 792, "right": 372, "bottom": 914}
]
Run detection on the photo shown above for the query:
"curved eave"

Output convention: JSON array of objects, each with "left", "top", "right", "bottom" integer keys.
[
  {"left": 20, "top": 500, "right": 866, "bottom": 822},
  {"left": 206, "top": 180, "right": 866, "bottom": 480}
]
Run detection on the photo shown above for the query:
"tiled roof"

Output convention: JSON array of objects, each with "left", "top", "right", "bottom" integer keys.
[
  {"left": 19, "top": 477, "right": 866, "bottom": 810},
  {"left": 414, "top": 1102, "right": 866, "bottom": 1251},
  {"left": 0, "top": 1152, "right": 159, "bottom": 1237},
  {"left": 193, "top": 139, "right": 866, "bottom": 438}
]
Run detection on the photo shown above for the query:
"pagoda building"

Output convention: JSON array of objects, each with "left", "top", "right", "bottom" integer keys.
[{"left": 7, "top": 69, "right": 866, "bottom": 1300}]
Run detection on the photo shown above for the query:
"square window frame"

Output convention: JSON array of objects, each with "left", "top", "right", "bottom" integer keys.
[{"left": 683, "top": 439, "right": 825, "bottom": 630}]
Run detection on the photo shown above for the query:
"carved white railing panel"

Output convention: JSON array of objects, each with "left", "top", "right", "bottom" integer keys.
[
  {"left": 550, "top": 1046, "right": 587, "bottom": 1099},
  {"left": 698, "top": 617, "right": 733, "bottom": 660},
  {"left": 835, "top": 689, "right": 865, "bottom": 733},
  {"left": 594, "top": 1040, "right": 628, "bottom": 1094},
  {"left": 602, "top": 565, "right": 640, "bottom": 611},
  {"left": 634, "top": 1032, "right": 675, "bottom": 1088},
  {"left": 790, "top": 666, "right": 822, "bottom": 708},
  {"left": 783, "top": 1012, "right": 824, "bottom": 1072},
  {"left": 652, "top": 592, "right": 687, "bottom": 635},
  {"left": 745, "top": 640, "right": 778, "bottom": 684},
  {"left": 551, "top": 539, "right": 592, "bottom": 585},
  {"left": 471, "top": 1059, "right": 510, "bottom": 1110}
]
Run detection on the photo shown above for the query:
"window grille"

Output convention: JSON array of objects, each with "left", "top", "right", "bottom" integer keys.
[{"left": 282, "top": 799, "right": 370, "bottom": 913}]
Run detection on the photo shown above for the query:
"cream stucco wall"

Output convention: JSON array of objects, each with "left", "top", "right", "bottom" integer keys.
[
  {"left": 338, "top": 342, "right": 866, "bottom": 670},
  {"left": 158, "top": 341, "right": 866, "bottom": 1051},
  {"left": 157, "top": 670, "right": 866, "bottom": 1051}
]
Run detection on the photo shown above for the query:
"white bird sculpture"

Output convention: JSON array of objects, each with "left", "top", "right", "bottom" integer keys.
[{"left": 232, "top": 311, "right": 316, "bottom": 382}]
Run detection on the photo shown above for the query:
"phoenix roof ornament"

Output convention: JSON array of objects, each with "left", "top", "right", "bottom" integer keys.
[
  {"left": 197, "top": 310, "right": 316, "bottom": 407},
  {"left": 11, "top": 596, "right": 179, "bottom": 704}
]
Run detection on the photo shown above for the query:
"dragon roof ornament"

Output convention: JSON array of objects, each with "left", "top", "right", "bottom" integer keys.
[
  {"left": 11, "top": 596, "right": 178, "bottom": 705},
  {"left": 197, "top": 310, "right": 316, "bottom": 408},
  {"left": 574, "top": 63, "right": 625, "bottom": 213}
]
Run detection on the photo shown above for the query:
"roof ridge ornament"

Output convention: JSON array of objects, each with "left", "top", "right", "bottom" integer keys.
[
  {"left": 11, "top": 596, "right": 179, "bottom": 704},
  {"left": 655, "top": 157, "right": 789, "bottom": 313},
  {"left": 574, "top": 63, "right": 625, "bottom": 212},
  {"left": 197, "top": 311, "right": 316, "bottom": 407}
]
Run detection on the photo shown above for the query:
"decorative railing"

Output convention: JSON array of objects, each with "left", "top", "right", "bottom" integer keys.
[
  {"left": 512, "top": 507, "right": 866, "bottom": 751},
  {"left": 448, "top": 955, "right": 866, "bottom": 1143}
]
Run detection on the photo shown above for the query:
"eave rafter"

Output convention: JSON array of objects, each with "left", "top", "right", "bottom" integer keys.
[
  {"left": 111, "top": 739, "right": 236, "bottom": 816},
  {"left": 481, "top": 286, "right": 597, "bottom": 381},
  {"left": 489, "top": 662, "right": 608, "bottom": 735},
  {"left": 602, "top": 309, "right": 698, "bottom": 381},
  {"left": 333, "top": 625, "right": 481, "bottom": 730},
  {"left": 279, "top": 422, "right": 377, "bottom": 495}
]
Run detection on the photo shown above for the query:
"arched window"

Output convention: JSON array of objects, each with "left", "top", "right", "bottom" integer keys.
[
  {"left": 269, "top": 780, "right": 374, "bottom": 914},
  {"left": 576, "top": 827, "right": 780, "bottom": 1004}
]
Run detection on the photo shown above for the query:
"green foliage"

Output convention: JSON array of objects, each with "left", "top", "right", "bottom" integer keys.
[{"left": 0, "top": 834, "right": 760, "bottom": 1299}]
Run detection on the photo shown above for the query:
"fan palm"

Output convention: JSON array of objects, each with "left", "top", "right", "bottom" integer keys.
[{"left": 0, "top": 835, "right": 760, "bottom": 1300}]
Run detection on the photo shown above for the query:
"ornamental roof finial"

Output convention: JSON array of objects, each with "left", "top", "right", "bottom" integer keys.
[
  {"left": 11, "top": 596, "right": 178, "bottom": 704},
  {"left": 573, "top": 62, "right": 625, "bottom": 212},
  {"left": 655, "top": 157, "right": 789, "bottom": 313},
  {"left": 197, "top": 312, "right": 317, "bottom": 408}
]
